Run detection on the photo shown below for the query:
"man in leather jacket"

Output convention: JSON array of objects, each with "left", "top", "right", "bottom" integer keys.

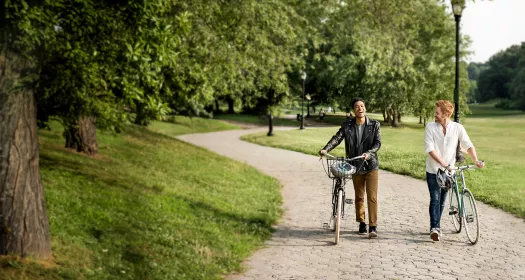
[{"left": 319, "top": 98, "right": 381, "bottom": 238}]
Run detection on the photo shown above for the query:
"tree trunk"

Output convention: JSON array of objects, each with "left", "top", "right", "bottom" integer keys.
[
  {"left": 419, "top": 115, "right": 423, "bottom": 124},
  {"left": 63, "top": 116, "right": 98, "bottom": 156},
  {"left": 306, "top": 102, "right": 310, "bottom": 118},
  {"left": 391, "top": 109, "right": 400, "bottom": 127},
  {"left": 134, "top": 103, "right": 149, "bottom": 126},
  {"left": 386, "top": 108, "right": 392, "bottom": 124},
  {"left": 0, "top": 53, "right": 51, "bottom": 259},
  {"left": 397, "top": 113, "right": 402, "bottom": 124},
  {"left": 226, "top": 96, "right": 234, "bottom": 114},
  {"left": 382, "top": 108, "right": 387, "bottom": 123},
  {"left": 214, "top": 99, "right": 220, "bottom": 112},
  {"left": 78, "top": 116, "right": 98, "bottom": 155}
]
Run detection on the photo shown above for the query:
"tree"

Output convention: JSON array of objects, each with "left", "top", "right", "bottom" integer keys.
[
  {"left": 176, "top": 0, "right": 308, "bottom": 116},
  {"left": 36, "top": 1, "right": 190, "bottom": 156},
  {"left": 0, "top": 0, "right": 59, "bottom": 259},
  {"left": 0, "top": 0, "right": 188, "bottom": 259},
  {"left": 477, "top": 44, "right": 522, "bottom": 102},
  {"left": 509, "top": 43, "right": 525, "bottom": 110}
]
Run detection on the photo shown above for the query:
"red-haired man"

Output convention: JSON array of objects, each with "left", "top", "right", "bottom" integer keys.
[{"left": 424, "top": 100, "right": 484, "bottom": 241}]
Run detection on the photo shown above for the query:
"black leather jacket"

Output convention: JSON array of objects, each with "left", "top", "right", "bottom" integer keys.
[{"left": 322, "top": 116, "right": 381, "bottom": 175}]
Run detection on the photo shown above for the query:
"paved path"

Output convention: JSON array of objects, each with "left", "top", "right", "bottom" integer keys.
[{"left": 177, "top": 128, "right": 525, "bottom": 280}]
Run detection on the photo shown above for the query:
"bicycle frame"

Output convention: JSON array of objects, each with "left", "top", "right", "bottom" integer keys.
[
  {"left": 451, "top": 165, "right": 482, "bottom": 229},
  {"left": 321, "top": 153, "right": 365, "bottom": 243},
  {"left": 331, "top": 178, "right": 347, "bottom": 219},
  {"left": 452, "top": 169, "right": 474, "bottom": 221}
]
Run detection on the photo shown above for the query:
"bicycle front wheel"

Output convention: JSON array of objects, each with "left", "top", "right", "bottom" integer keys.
[
  {"left": 463, "top": 190, "right": 480, "bottom": 244},
  {"left": 449, "top": 187, "right": 462, "bottom": 233},
  {"left": 334, "top": 189, "right": 343, "bottom": 245}
]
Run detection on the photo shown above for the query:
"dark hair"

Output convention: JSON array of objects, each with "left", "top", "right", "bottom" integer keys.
[{"left": 351, "top": 98, "right": 365, "bottom": 108}]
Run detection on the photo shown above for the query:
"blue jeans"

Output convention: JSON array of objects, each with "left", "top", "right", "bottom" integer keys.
[{"left": 426, "top": 172, "right": 448, "bottom": 230}]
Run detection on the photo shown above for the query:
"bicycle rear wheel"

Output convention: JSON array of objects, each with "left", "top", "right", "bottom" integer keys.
[
  {"left": 463, "top": 190, "right": 480, "bottom": 244},
  {"left": 449, "top": 187, "right": 462, "bottom": 233},
  {"left": 334, "top": 189, "right": 343, "bottom": 244}
]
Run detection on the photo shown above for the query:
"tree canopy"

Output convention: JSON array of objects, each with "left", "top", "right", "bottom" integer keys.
[{"left": 471, "top": 42, "right": 525, "bottom": 110}]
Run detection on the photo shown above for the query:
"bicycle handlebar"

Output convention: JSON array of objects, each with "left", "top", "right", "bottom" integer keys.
[
  {"left": 322, "top": 152, "right": 366, "bottom": 162},
  {"left": 449, "top": 160, "right": 485, "bottom": 171}
]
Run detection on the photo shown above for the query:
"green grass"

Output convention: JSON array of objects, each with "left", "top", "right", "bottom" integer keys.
[
  {"left": 214, "top": 114, "right": 299, "bottom": 126},
  {"left": 1, "top": 119, "right": 282, "bottom": 280},
  {"left": 242, "top": 104, "right": 525, "bottom": 219},
  {"left": 150, "top": 115, "right": 240, "bottom": 136}
]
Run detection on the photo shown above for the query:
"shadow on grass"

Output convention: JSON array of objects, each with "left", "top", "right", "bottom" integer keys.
[{"left": 40, "top": 141, "right": 276, "bottom": 232}]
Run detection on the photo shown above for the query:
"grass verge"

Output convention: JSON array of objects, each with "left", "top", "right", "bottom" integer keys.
[
  {"left": 1, "top": 119, "right": 281, "bottom": 280},
  {"left": 214, "top": 114, "right": 299, "bottom": 126},
  {"left": 150, "top": 115, "right": 240, "bottom": 136}
]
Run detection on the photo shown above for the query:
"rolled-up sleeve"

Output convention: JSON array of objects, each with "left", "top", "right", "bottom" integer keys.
[
  {"left": 459, "top": 124, "right": 474, "bottom": 151},
  {"left": 424, "top": 124, "right": 435, "bottom": 154}
]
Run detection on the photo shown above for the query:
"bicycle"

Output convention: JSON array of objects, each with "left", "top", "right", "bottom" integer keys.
[
  {"left": 320, "top": 153, "right": 366, "bottom": 244},
  {"left": 447, "top": 162, "right": 484, "bottom": 244}
]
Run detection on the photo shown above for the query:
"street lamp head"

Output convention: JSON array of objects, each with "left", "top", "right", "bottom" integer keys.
[
  {"left": 451, "top": 1, "right": 464, "bottom": 16},
  {"left": 301, "top": 71, "right": 307, "bottom": 80}
]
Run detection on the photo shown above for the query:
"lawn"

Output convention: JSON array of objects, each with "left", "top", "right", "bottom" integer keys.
[
  {"left": 1, "top": 118, "right": 282, "bottom": 280},
  {"left": 242, "top": 104, "right": 525, "bottom": 219},
  {"left": 214, "top": 113, "right": 300, "bottom": 127},
  {"left": 150, "top": 115, "right": 240, "bottom": 137}
]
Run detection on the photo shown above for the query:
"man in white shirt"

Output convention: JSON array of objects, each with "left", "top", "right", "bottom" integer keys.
[{"left": 424, "top": 100, "right": 484, "bottom": 242}]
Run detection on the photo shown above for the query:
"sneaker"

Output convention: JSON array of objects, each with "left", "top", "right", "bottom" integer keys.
[
  {"left": 430, "top": 228, "right": 440, "bottom": 241},
  {"left": 369, "top": 226, "right": 377, "bottom": 238},
  {"left": 358, "top": 222, "right": 367, "bottom": 235}
]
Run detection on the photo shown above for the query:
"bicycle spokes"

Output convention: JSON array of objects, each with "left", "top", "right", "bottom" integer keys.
[{"left": 463, "top": 190, "right": 480, "bottom": 245}]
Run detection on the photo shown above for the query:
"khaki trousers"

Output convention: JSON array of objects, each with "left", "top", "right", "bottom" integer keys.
[{"left": 352, "top": 169, "right": 379, "bottom": 226}]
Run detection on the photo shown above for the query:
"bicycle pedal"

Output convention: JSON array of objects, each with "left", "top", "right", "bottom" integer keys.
[
  {"left": 323, "top": 223, "right": 330, "bottom": 229},
  {"left": 449, "top": 210, "right": 458, "bottom": 215},
  {"left": 345, "top": 199, "right": 354, "bottom": 204},
  {"left": 466, "top": 215, "right": 474, "bottom": 223}
]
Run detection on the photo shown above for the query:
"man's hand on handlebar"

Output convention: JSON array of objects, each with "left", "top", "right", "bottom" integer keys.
[{"left": 475, "top": 160, "right": 485, "bottom": 168}]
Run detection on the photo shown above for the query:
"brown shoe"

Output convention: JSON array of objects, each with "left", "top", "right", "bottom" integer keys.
[{"left": 430, "top": 229, "right": 440, "bottom": 241}]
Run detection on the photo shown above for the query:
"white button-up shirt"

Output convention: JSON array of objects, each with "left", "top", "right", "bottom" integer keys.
[{"left": 424, "top": 121, "right": 474, "bottom": 174}]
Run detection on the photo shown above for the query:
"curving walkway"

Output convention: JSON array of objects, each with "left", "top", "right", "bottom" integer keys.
[{"left": 177, "top": 128, "right": 525, "bottom": 280}]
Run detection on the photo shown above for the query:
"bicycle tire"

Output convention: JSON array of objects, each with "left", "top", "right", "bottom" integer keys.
[
  {"left": 463, "top": 189, "right": 480, "bottom": 244},
  {"left": 335, "top": 189, "right": 343, "bottom": 244},
  {"left": 449, "top": 187, "right": 462, "bottom": 233}
]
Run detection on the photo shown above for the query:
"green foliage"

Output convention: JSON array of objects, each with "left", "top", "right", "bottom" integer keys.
[
  {"left": 477, "top": 44, "right": 522, "bottom": 102},
  {"left": 2, "top": 120, "right": 281, "bottom": 280},
  {"left": 293, "top": 0, "right": 471, "bottom": 125},
  {"left": 3, "top": 0, "right": 480, "bottom": 129},
  {"left": 473, "top": 42, "right": 525, "bottom": 111},
  {"left": 467, "top": 62, "right": 488, "bottom": 80},
  {"left": 177, "top": 0, "right": 307, "bottom": 115},
  {"left": 33, "top": 1, "right": 193, "bottom": 129}
]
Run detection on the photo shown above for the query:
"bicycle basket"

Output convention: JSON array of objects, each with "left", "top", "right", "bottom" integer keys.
[{"left": 326, "top": 158, "right": 356, "bottom": 179}]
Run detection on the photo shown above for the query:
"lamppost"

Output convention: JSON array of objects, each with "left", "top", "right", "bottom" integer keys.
[
  {"left": 300, "top": 71, "right": 307, "bottom": 130},
  {"left": 451, "top": 1, "right": 465, "bottom": 162}
]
